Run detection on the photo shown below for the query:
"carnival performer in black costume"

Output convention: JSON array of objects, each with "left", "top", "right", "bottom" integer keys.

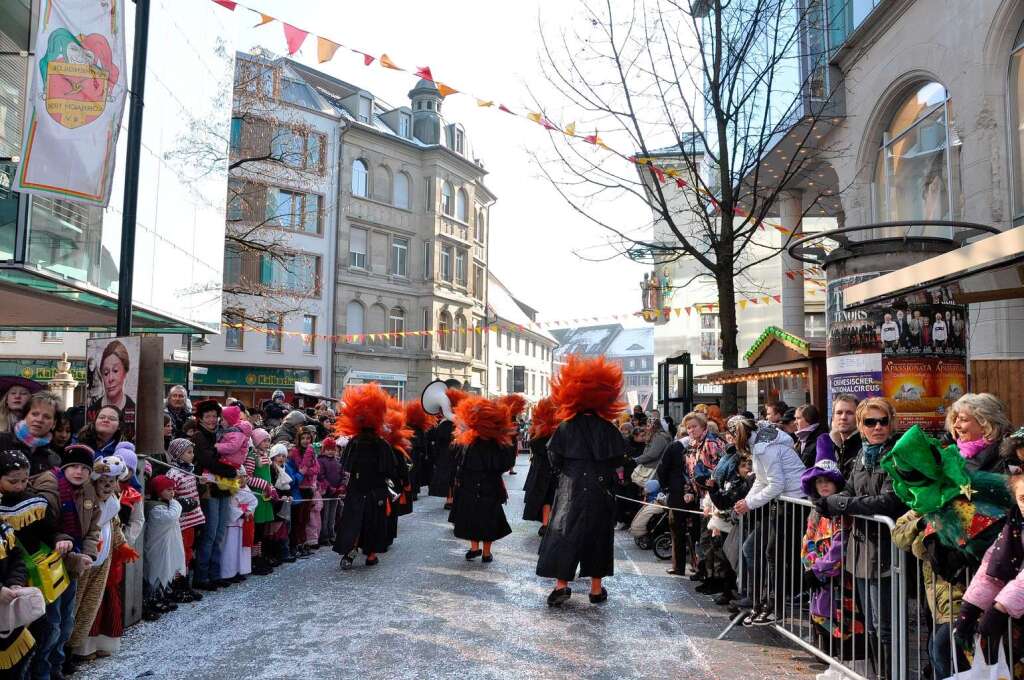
[
  {"left": 384, "top": 396, "right": 414, "bottom": 547},
  {"left": 450, "top": 395, "right": 520, "bottom": 562},
  {"left": 405, "top": 401, "right": 435, "bottom": 501},
  {"left": 333, "top": 383, "right": 400, "bottom": 570},
  {"left": 537, "top": 355, "right": 625, "bottom": 606},
  {"left": 522, "top": 397, "right": 561, "bottom": 536},
  {"left": 427, "top": 381, "right": 467, "bottom": 509}
]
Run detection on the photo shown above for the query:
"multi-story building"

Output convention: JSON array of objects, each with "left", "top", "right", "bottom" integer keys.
[
  {"left": 289, "top": 68, "right": 495, "bottom": 400},
  {"left": 550, "top": 324, "right": 654, "bottom": 408},
  {"left": 486, "top": 272, "right": 557, "bottom": 403},
  {"left": 184, "top": 52, "right": 341, "bottom": 406}
]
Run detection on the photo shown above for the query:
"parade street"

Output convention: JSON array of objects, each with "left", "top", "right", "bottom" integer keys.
[{"left": 76, "top": 456, "right": 817, "bottom": 680}]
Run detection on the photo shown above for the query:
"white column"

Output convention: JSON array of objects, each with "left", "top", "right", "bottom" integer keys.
[
  {"left": 48, "top": 352, "right": 78, "bottom": 410},
  {"left": 779, "top": 190, "right": 805, "bottom": 337}
]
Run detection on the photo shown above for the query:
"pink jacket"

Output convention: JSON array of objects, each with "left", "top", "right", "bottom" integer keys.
[
  {"left": 963, "top": 535, "right": 1024, "bottom": 617},
  {"left": 216, "top": 421, "right": 253, "bottom": 469},
  {"left": 290, "top": 444, "right": 319, "bottom": 490}
]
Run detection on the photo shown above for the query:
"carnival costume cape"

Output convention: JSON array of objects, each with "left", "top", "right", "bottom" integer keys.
[{"left": 882, "top": 425, "right": 1010, "bottom": 559}]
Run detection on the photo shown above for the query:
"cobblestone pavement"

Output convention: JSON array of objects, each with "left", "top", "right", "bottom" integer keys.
[{"left": 78, "top": 456, "right": 819, "bottom": 680}]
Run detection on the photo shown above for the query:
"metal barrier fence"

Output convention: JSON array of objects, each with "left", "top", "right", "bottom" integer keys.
[{"left": 717, "top": 496, "right": 1020, "bottom": 680}]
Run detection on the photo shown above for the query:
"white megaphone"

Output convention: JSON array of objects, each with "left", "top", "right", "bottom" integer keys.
[{"left": 421, "top": 379, "right": 454, "bottom": 422}]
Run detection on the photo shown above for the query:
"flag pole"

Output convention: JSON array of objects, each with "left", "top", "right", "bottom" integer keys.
[{"left": 116, "top": 0, "right": 151, "bottom": 336}]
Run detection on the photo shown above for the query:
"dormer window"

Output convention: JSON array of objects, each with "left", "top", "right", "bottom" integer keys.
[
  {"left": 427, "top": 101, "right": 434, "bottom": 111},
  {"left": 358, "top": 96, "right": 372, "bottom": 123},
  {"left": 280, "top": 77, "right": 318, "bottom": 109},
  {"left": 399, "top": 112, "right": 412, "bottom": 138},
  {"left": 455, "top": 128, "right": 465, "bottom": 154}
]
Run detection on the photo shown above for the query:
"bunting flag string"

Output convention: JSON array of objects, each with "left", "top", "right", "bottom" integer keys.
[{"left": 208, "top": 0, "right": 836, "bottom": 242}]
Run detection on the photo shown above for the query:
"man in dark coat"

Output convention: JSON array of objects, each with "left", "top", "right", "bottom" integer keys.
[{"left": 190, "top": 399, "right": 237, "bottom": 590}]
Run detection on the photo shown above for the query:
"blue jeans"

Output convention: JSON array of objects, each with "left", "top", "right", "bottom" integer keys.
[
  {"left": 30, "top": 577, "right": 77, "bottom": 680},
  {"left": 929, "top": 622, "right": 968, "bottom": 679},
  {"left": 854, "top": 575, "right": 892, "bottom": 642},
  {"left": 196, "top": 495, "right": 231, "bottom": 583}
]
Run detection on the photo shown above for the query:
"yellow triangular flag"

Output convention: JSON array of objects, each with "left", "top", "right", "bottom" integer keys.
[
  {"left": 476, "top": 99, "right": 494, "bottom": 107},
  {"left": 564, "top": 122, "right": 576, "bottom": 137},
  {"left": 380, "top": 53, "right": 402, "bottom": 70},
  {"left": 317, "top": 37, "right": 341, "bottom": 63},
  {"left": 738, "top": 300, "right": 747, "bottom": 310},
  {"left": 527, "top": 112, "right": 542, "bottom": 124}
]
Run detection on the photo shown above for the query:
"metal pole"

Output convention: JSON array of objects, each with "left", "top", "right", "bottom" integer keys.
[{"left": 115, "top": 0, "right": 151, "bottom": 337}]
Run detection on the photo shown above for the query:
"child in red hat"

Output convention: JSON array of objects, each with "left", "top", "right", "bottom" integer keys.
[{"left": 143, "top": 476, "right": 185, "bottom": 622}]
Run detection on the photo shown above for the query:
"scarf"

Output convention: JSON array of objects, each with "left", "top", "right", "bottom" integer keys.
[
  {"left": 57, "top": 473, "right": 84, "bottom": 548},
  {"left": 862, "top": 442, "right": 886, "bottom": 468},
  {"left": 987, "top": 505, "right": 1024, "bottom": 582},
  {"left": 957, "top": 438, "right": 989, "bottom": 460},
  {"left": 14, "top": 420, "right": 51, "bottom": 449}
]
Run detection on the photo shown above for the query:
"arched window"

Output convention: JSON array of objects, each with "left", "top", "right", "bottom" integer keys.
[
  {"left": 375, "top": 165, "right": 392, "bottom": 203},
  {"left": 455, "top": 314, "right": 468, "bottom": 353},
  {"left": 389, "top": 307, "right": 405, "bottom": 348},
  {"left": 1010, "top": 23, "right": 1024, "bottom": 223},
  {"left": 474, "top": 208, "right": 485, "bottom": 242},
  {"left": 441, "top": 182, "right": 454, "bottom": 216},
  {"left": 456, "top": 189, "right": 468, "bottom": 222},
  {"left": 369, "top": 304, "right": 387, "bottom": 345},
  {"left": 346, "top": 301, "right": 364, "bottom": 344},
  {"left": 438, "top": 311, "right": 453, "bottom": 351},
  {"left": 351, "top": 159, "right": 368, "bottom": 197},
  {"left": 874, "top": 81, "right": 959, "bottom": 226},
  {"left": 394, "top": 172, "right": 411, "bottom": 209}
]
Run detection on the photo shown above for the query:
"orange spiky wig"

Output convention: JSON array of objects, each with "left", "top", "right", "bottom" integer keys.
[
  {"left": 335, "top": 383, "right": 389, "bottom": 438},
  {"left": 529, "top": 397, "right": 562, "bottom": 439},
  {"left": 446, "top": 388, "right": 468, "bottom": 410},
  {"left": 498, "top": 394, "right": 526, "bottom": 422},
  {"left": 454, "top": 396, "right": 514, "bottom": 448},
  {"left": 403, "top": 401, "right": 435, "bottom": 433},
  {"left": 550, "top": 354, "right": 625, "bottom": 422},
  {"left": 384, "top": 396, "right": 413, "bottom": 458}
]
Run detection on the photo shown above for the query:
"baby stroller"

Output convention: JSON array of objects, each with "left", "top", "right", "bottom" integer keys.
[{"left": 629, "top": 493, "right": 672, "bottom": 560}]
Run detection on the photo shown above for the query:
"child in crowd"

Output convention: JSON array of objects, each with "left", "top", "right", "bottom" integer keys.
[
  {"left": 0, "top": 449, "right": 45, "bottom": 678},
  {"left": 51, "top": 412, "right": 72, "bottom": 455},
  {"left": 245, "top": 428, "right": 278, "bottom": 575},
  {"left": 800, "top": 458, "right": 863, "bottom": 654},
  {"left": 318, "top": 437, "right": 345, "bottom": 546},
  {"left": 166, "top": 438, "right": 204, "bottom": 602},
  {"left": 143, "top": 475, "right": 186, "bottom": 622},
  {"left": 269, "top": 444, "right": 297, "bottom": 563},
  {"left": 220, "top": 487, "right": 258, "bottom": 583},
  {"left": 286, "top": 435, "right": 312, "bottom": 559}
]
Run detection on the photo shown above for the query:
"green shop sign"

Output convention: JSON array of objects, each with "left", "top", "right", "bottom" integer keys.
[
  {"left": 0, "top": 360, "right": 88, "bottom": 383},
  {"left": 164, "top": 364, "right": 316, "bottom": 388}
]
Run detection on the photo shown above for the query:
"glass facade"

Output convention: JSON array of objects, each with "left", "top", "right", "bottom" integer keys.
[
  {"left": 1, "top": 0, "right": 234, "bottom": 332},
  {"left": 827, "top": 0, "right": 883, "bottom": 53}
]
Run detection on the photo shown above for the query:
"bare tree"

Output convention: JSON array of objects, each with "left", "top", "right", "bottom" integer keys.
[
  {"left": 536, "top": 0, "right": 844, "bottom": 413},
  {"left": 166, "top": 46, "right": 326, "bottom": 327}
]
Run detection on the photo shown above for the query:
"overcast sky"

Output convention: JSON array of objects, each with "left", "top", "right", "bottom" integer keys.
[{"left": 225, "top": 0, "right": 649, "bottom": 328}]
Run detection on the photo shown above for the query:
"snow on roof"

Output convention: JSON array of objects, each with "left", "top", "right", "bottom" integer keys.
[
  {"left": 606, "top": 327, "right": 654, "bottom": 357},
  {"left": 487, "top": 274, "right": 558, "bottom": 344},
  {"left": 552, "top": 324, "right": 622, "bottom": 358}
]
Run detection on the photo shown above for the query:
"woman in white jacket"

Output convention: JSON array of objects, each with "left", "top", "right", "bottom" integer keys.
[{"left": 734, "top": 423, "right": 807, "bottom": 626}]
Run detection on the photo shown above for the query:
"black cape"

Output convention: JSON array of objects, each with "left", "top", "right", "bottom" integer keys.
[
  {"left": 522, "top": 435, "right": 556, "bottom": 522},
  {"left": 427, "top": 420, "right": 456, "bottom": 497},
  {"left": 333, "top": 433, "right": 398, "bottom": 556},
  {"left": 450, "top": 439, "right": 514, "bottom": 542},
  {"left": 536, "top": 413, "right": 623, "bottom": 581}
]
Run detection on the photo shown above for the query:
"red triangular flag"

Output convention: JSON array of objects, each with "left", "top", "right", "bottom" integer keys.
[
  {"left": 675, "top": 178, "right": 687, "bottom": 188},
  {"left": 415, "top": 66, "right": 434, "bottom": 82},
  {"left": 772, "top": 295, "right": 782, "bottom": 303},
  {"left": 282, "top": 23, "right": 308, "bottom": 55},
  {"left": 650, "top": 166, "right": 667, "bottom": 184},
  {"left": 354, "top": 50, "right": 375, "bottom": 66},
  {"left": 498, "top": 104, "right": 515, "bottom": 115},
  {"left": 211, "top": 0, "right": 237, "bottom": 9},
  {"left": 785, "top": 271, "right": 795, "bottom": 280}
]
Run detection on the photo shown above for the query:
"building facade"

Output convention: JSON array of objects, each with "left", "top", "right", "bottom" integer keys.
[
  {"left": 550, "top": 324, "right": 654, "bottom": 408},
  {"left": 292, "top": 68, "right": 495, "bottom": 400},
  {"left": 486, "top": 272, "right": 557, "bottom": 403}
]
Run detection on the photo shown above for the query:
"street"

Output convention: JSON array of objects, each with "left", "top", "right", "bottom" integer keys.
[{"left": 78, "top": 456, "right": 818, "bottom": 680}]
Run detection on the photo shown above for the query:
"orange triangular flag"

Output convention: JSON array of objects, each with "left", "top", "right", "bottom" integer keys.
[
  {"left": 437, "top": 82, "right": 458, "bottom": 98},
  {"left": 380, "top": 53, "right": 402, "bottom": 70},
  {"left": 255, "top": 13, "right": 273, "bottom": 26},
  {"left": 317, "top": 37, "right": 341, "bottom": 63}
]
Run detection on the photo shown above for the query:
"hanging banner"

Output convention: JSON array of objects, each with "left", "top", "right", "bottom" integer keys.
[{"left": 16, "top": 0, "right": 128, "bottom": 206}]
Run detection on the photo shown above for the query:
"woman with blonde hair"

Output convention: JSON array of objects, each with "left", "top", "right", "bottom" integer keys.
[{"left": 945, "top": 392, "right": 1011, "bottom": 472}]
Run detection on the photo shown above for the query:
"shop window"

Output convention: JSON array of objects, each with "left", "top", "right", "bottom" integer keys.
[{"left": 873, "top": 81, "right": 960, "bottom": 229}]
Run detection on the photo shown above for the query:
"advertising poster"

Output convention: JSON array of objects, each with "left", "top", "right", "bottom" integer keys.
[
  {"left": 827, "top": 272, "right": 968, "bottom": 432},
  {"left": 86, "top": 336, "right": 140, "bottom": 442}
]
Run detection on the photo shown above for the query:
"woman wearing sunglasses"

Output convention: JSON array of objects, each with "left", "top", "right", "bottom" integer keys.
[{"left": 814, "top": 397, "right": 907, "bottom": 678}]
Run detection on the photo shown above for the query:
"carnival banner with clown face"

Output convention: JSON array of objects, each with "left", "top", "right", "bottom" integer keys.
[{"left": 16, "top": 0, "right": 127, "bottom": 206}]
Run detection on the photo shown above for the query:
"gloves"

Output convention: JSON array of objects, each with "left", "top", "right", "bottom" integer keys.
[
  {"left": 801, "top": 569, "right": 824, "bottom": 593},
  {"left": 814, "top": 496, "right": 836, "bottom": 518},
  {"left": 178, "top": 497, "right": 199, "bottom": 513},
  {"left": 954, "top": 601, "right": 983, "bottom": 641},
  {"left": 978, "top": 605, "right": 1009, "bottom": 642}
]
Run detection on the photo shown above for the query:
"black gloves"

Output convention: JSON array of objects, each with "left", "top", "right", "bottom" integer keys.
[
  {"left": 977, "top": 605, "right": 1010, "bottom": 643},
  {"left": 954, "top": 601, "right": 983, "bottom": 641},
  {"left": 814, "top": 495, "right": 841, "bottom": 518},
  {"left": 178, "top": 497, "right": 199, "bottom": 513}
]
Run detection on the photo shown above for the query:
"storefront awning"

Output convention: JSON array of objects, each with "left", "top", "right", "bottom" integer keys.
[
  {"left": 697, "top": 362, "right": 810, "bottom": 386},
  {"left": 842, "top": 225, "right": 1024, "bottom": 309},
  {"left": 0, "top": 265, "right": 218, "bottom": 333}
]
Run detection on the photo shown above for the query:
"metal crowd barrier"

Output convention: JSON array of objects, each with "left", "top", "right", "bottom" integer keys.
[{"left": 717, "top": 496, "right": 1020, "bottom": 680}]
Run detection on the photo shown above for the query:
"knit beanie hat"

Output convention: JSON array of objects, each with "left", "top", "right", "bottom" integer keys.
[
  {"left": 222, "top": 405, "right": 241, "bottom": 427},
  {"left": 194, "top": 399, "right": 222, "bottom": 419},
  {"left": 0, "top": 450, "right": 29, "bottom": 477},
  {"left": 149, "top": 475, "right": 175, "bottom": 498},
  {"left": 270, "top": 443, "right": 288, "bottom": 460},
  {"left": 61, "top": 443, "right": 95, "bottom": 470},
  {"left": 92, "top": 455, "right": 129, "bottom": 481},
  {"left": 284, "top": 410, "right": 306, "bottom": 427},
  {"left": 115, "top": 442, "right": 138, "bottom": 472},
  {"left": 167, "top": 438, "right": 194, "bottom": 463},
  {"left": 251, "top": 428, "right": 271, "bottom": 448},
  {"left": 322, "top": 437, "right": 337, "bottom": 451}
]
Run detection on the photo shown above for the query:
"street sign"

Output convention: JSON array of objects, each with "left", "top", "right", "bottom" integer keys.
[
  {"left": 171, "top": 348, "right": 189, "bottom": 362},
  {"left": 190, "top": 366, "right": 208, "bottom": 375}
]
